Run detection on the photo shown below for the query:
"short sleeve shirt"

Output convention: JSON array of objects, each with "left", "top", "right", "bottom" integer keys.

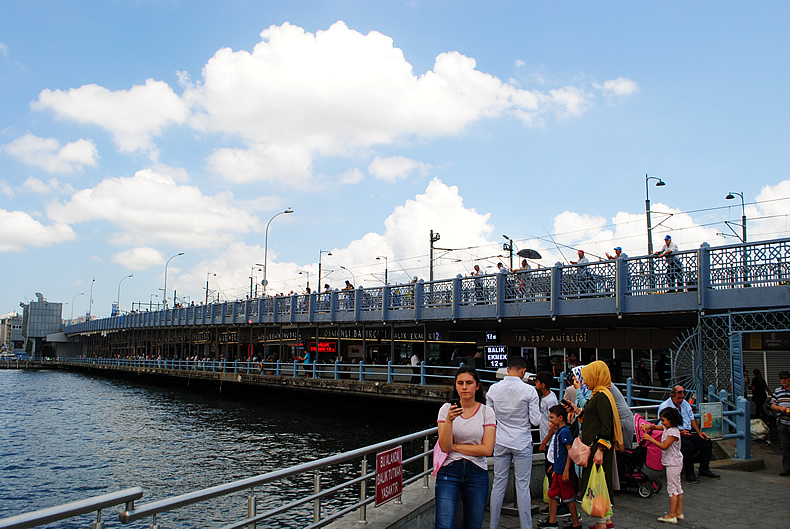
[
  {"left": 437, "top": 403, "right": 496, "bottom": 470},
  {"left": 540, "top": 392, "right": 559, "bottom": 442},
  {"left": 552, "top": 425, "right": 573, "bottom": 473},
  {"left": 658, "top": 398, "right": 694, "bottom": 431},
  {"left": 661, "top": 426, "right": 683, "bottom": 467}
]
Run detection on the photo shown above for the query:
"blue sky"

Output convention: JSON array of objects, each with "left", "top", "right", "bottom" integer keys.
[{"left": 1, "top": 1, "right": 788, "bottom": 318}]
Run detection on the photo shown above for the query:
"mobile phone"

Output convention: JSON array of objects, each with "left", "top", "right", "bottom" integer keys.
[
  {"left": 451, "top": 400, "right": 461, "bottom": 408},
  {"left": 560, "top": 399, "right": 572, "bottom": 408}
]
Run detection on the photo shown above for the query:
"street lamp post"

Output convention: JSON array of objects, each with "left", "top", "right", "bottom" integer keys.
[
  {"left": 117, "top": 274, "right": 133, "bottom": 315},
  {"left": 88, "top": 278, "right": 96, "bottom": 320},
  {"left": 263, "top": 209, "right": 294, "bottom": 296},
  {"left": 645, "top": 174, "right": 666, "bottom": 255},
  {"left": 429, "top": 230, "right": 441, "bottom": 281},
  {"left": 249, "top": 266, "right": 262, "bottom": 298},
  {"left": 163, "top": 252, "right": 185, "bottom": 309},
  {"left": 376, "top": 256, "right": 388, "bottom": 285},
  {"left": 502, "top": 235, "right": 514, "bottom": 271},
  {"left": 299, "top": 270, "right": 310, "bottom": 291},
  {"left": 318, "top": 250, "right": 332, "bottom": 291},
  {"left": 254, "top": 263, "right": 264, "bottom": 297},
  {"left": 205, "top": 272, "right": 216, "bottom": 305},
  {"left": 725, "top": 191, "right": 747, "bottom": 243},
  {"left": 149, "top": 293, "right": 158, "bottom": 311},
  {"left": 70, "top": 292, "right": 84, "bottom": 322},
  {"left": 340, "top": 265, "right": 356, "bottom": 285}
]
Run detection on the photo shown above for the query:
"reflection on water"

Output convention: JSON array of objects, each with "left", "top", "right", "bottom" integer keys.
[{"left": 0, "top": 370, "right": 435, "bottom": 528}]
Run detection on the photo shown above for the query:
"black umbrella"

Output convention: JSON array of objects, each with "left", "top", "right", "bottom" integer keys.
[{"left": 517, "top": 249, "right": 542, "bottom": 260}]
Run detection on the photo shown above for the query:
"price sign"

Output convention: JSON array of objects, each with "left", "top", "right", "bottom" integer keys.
[
  {"left": 375, "top": 446, "right": 402, "bottom": 507},
  {"left": 485, "top": 345, "right": 508, "bottom": 369}
]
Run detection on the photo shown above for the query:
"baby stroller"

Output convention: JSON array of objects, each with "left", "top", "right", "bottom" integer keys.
[{"left": 616, "top": 414, "right": 663, "bottom": 498}]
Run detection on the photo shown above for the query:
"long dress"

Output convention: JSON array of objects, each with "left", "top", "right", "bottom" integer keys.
[{"left": 580, "top": 392, "right": 615, "bottom": 502}]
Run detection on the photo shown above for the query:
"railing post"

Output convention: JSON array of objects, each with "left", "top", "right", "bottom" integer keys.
[
  {"left": 451, "top": 275, "right": 461, "bottom": 321},
  {"left": 334, "top": 360, "right": 339, "bottom": 380},
  {"left": 698, "top": 242, "right": 710, "bottom": 309},
  {"left": 293, "top": 360, "right": 298, "bottom": 378},
  {"left": 359, "top": 457, "right": 368, "bottom": 524},
  {"left": 420, "top": 361, "right": 426, "bottom": 385},
  {"left": 312, "top": 361, "right": 317, "bottom": 379},
  {"left": 91, "top": 509, "right": 104, "bottom": 529},
  {"left": 719, "top": 389, "right": 731, "bottom": 436},
  {"left": 626, "top": 377, "right": 634, "bottom": 407},
  {"left": 313, "top": 470, "right": 321, "bottom": 523},
  {"left": 387, "top": 360, "right": 393, "bottom": 383},
  {"left": 707, "top": 384, "right": 716, "bottom": 403},
  {"left": 414, "top": 280, "right": 424, "bottom": 321},
  {"left": 276, "top": 359, "right": 281, "bottom": 377},
  {"left": 550, "top": 262, "right": 562, "bottom": 318},
  {"left": 495, "top": 271, "right": 505, "bottom": 320},
  {"left": 423, "top": 437, "right": 430, "bottom": 489},
  {"left": 359, "top": 360, "right": 365, "bottom": 382},
  {"left": 247, "top": 488, "right": 256, "bottom": 529},
  {"left": 735, "top": 396, "right": 751, "bottom": 460}
]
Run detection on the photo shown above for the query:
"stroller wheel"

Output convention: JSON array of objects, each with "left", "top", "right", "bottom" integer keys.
[
  {"left": 638, "top": 483, "right": 653, "bottom": 498},
  {"left": 651, "top": 478, "right": 662, "bottom": 492}
]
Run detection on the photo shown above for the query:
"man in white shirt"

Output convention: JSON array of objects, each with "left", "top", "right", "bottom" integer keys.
[{"left": 486, "top": 356, "right": 541, "bottom": 529}]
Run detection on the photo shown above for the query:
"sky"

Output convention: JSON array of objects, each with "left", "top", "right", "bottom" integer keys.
[{"left": 1, "top": 1, "right": 788, "bottom": 319}]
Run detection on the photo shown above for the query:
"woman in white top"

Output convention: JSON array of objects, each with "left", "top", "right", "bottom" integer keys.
[{"left": 435, "top": 367, "right": 496, "bottom": 529}]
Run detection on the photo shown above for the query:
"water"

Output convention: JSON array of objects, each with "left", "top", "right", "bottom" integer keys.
[{"left": 0, "top": 369, "right": 436, "bottom": 528}]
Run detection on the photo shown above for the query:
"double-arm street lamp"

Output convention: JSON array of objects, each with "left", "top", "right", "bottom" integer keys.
[
  {"left": 250, "top": 265, "right": 262, "bottom": 298},
  {"left": 117, "top": 274, "right": 133, "bottom": 314},
  {"left": 376, "top": 255, "right": 388, "bottom": 285},
  {"left": 502, "top": 235, "right": 514, "bottom": 270},
  {"left": 725, "top": 191, "right": 747, "bottom": 243},
  {"left": 645, "top": 174, "right": 666, "bottom": 255},
  {"left": 263, "top": 209, "right": 294, "bottom": 296},
  {"left": 163, "top": 252, "right": 185, "bottom": 309}
]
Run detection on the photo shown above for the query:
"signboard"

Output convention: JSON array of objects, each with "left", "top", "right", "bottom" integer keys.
[
  {"left": 485, "top": 331, "right": 498, "bottom": 343},
  {"left": 375, "top": 446, "right": 402, "bottom": 507},
  {"left": 699, "top": 402, "right": 723, "bottom": 440},
  {"left": 485, "top": 345, "right": 508, "bottom": 369}
]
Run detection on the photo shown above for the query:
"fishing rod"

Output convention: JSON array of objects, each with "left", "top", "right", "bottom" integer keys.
[{"left": 534, "top": 227, "right": 604, "bottom": 261}]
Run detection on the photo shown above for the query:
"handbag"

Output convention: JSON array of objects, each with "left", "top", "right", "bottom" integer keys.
[
  {"left": 432, "top": 442, "right": 448, "bottom": 477},
  {"left": 569, "top": 437, "right": 591, "bottom": 468}
]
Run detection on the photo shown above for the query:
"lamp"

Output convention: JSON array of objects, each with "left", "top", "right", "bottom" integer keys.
[
  {"left": 645, "top": 174, "right": 666, "bottom": 255},
  {"left": 340, "top": 265, "right": 356, "bottom": 285},
  {"left": 725, "top": 192, "right": 747, "bottom": 243},
  {"left": 117, "top": 274, "right": 133, "bottom": 314},
  {"left": 376, "top": 256, "right": 388, "bottom": 285},
  {"left": 163, "top": 252, "right": 185, "bottom": 309},
  {"left": 318, "top": 250, "right": 332, "bottom": 292},
  {"left": 262, "top": 209, "right": 294, "bottom": 296}
]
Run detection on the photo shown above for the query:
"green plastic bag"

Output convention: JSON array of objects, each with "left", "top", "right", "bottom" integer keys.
[{"left": 581, "top": 464, "right": 612, "bottom": 519}]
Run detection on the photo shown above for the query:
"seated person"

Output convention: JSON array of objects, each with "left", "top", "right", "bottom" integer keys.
[{"left": 658, "top": 385, "right": 719, "bottom": 483}]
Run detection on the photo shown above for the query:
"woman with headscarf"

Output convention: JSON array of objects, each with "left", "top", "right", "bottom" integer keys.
[{"left": 579, "top": 361, "right": 623, "bottom": 529}]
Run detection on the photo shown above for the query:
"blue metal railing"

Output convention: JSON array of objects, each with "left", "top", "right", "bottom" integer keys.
[{"left": 64, "top": 238, "right": 790, "bottom": 333}]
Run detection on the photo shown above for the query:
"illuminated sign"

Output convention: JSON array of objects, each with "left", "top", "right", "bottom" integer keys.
[
  {"left": 485, "top": 331, "right": 498, "bottom": 342},
  {"left": 485, "top": 345, "right": 508, "bottom": 369}
]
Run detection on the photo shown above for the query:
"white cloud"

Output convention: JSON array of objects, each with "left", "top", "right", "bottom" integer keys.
[
  {"left": 187, "top": 21, "right": 598, "bottom": 184},
  {"left": 368, "top": 155, "right": 429, "bottom": 182},
  {"left": 47, "top": 166, "right": 260, "bottom": 248},
  {"left": 339, "top": 168, "right": 364, "bottom": 185},
  {"left": 0, "top": 42, "right": 8, "bottom": 57},
  {"left": 594, "top": 77, "right": 640, "bottom": 97},
  {"left": 112, "top": 247, "right": 164, "bottom": 270},
  {"left": 0, "top": 209, "right": 75, "bottom": 252},
  {"left": 0, "top": 181, "right": 14, "bottom": 198},
  {"left": 2, "top": 133, "right": 98, "bottom": 173},
  {"left": 32, "top": 79, "right": 188, "bottom": 155},
  {"left": 749, "top": 179, "right": 790, "bottom": 240}
]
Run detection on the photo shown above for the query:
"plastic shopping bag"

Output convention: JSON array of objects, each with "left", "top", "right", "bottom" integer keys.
[
  {"left": 581, "top": 464, "right": 612, "bottom": 519},
  {"left": 543, "top": 474, "right": 549, "bottom": 504}
]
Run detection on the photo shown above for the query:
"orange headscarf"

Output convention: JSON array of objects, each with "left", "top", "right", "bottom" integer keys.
[{"left": 581, "top": 360, "right": 624, "bottom": 450}]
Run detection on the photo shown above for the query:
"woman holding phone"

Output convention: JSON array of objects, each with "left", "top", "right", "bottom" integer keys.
[{"left": 435, "top": 366, "right": 496, "bottom": 529}]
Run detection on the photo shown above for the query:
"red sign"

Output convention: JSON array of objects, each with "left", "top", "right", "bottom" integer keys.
[
  {"left": 309, "top": 341, "right": 338, "bottom": 354},
  {"left": 375, "top": 446, "right": 403, "bottom": 507}
]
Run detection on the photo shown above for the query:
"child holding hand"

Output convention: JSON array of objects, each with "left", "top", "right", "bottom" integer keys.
[
  {"left": 538, "top": 405, "right": 582, "bottom": 529},
  {"left": 641, "top": 407, "right": 685, "bottom": 524}
]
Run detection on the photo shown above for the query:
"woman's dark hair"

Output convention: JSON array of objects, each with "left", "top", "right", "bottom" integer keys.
[
  {"left": 659, "top": 407, "right": 683, "bottom": 428},
  {"left": 549, "top": 404, "right": 568, "bottom": 424},
  {"left": 454, "top": 366, "right": 485, "bottom": 403}
]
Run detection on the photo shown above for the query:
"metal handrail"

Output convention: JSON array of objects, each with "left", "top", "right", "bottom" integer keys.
[
  {"left": 0, "top": 487, "right": 142, "bottom": 529},
  {"left": 118, "top": 427, "right": 437, "bottom": 526}
]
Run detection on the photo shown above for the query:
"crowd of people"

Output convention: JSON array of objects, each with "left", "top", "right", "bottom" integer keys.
[{"left": 432, "top": 357, "right": 742, "bottom": 529}]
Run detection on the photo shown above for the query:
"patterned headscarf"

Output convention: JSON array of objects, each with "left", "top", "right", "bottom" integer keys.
[
  {"left": 581, "top": 360, "right": 624, "bottom": 450},
  {"left": 571, "top": 365, "right": 592, "bottom": 401}
]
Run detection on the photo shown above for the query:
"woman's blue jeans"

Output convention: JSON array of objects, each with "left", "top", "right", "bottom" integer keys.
[{"left": 435, "top": 459, "right": 489, "bottom": 529}]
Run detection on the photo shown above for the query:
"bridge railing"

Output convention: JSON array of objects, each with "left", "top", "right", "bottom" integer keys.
[{"left": 65, "top": 238, "right": 789, "bottom": 333}]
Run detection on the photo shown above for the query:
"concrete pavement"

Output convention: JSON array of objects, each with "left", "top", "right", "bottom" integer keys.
[{"left": 490, "top": 439, "right": 787, "bottom": 529}]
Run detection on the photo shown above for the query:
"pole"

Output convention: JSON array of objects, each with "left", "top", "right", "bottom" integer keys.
[
  {"left": 429, "top": 230, "right": 440, "bottom": 281},
  {"left": 117, "top": 274, "right": 133, "bottom": 314},
  {"left": 163, "top": 252, "right": 185, "bottom": 309},
  {"left": 88, "top": 278, "right": 95, "bottom": 319},
  {"left": 70, "top": 292, "right": 84, "bottom": 322},
  {"left": 263, "top": 209, "right": 293, "bottom": 297}
]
